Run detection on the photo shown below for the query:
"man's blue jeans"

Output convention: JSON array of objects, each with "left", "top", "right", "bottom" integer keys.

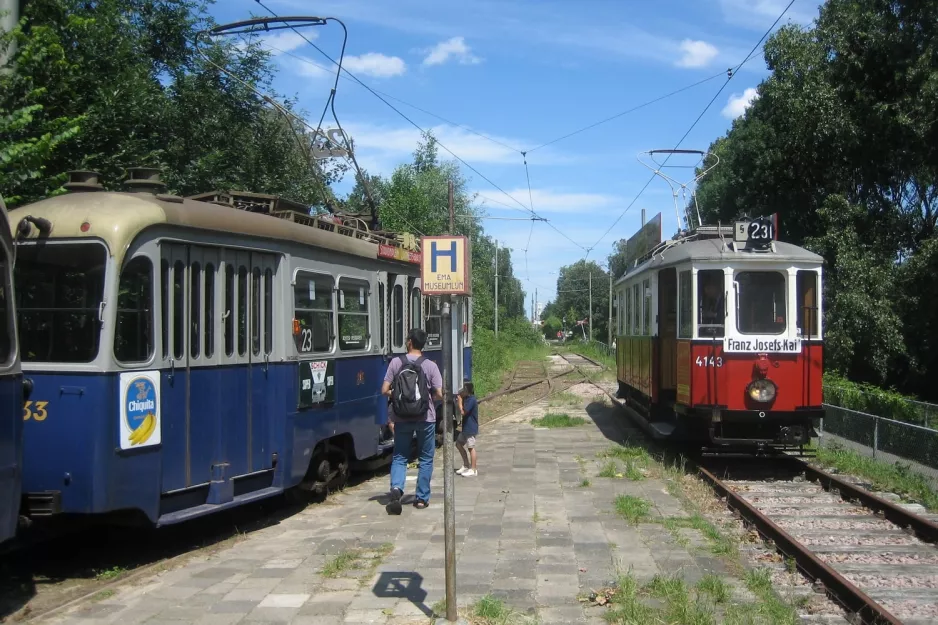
[{"left": 390, "top": 419, "right": 436, "bottom": 503}]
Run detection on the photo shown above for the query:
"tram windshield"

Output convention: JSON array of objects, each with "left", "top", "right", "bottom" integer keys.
[
  {"left": 735, "top": 271, "right": 786, "bottom": 335},
  {"left": 15, "top": 242, "right": 107, "bottom": 362}
]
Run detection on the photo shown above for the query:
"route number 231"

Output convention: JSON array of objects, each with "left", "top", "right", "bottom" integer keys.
[
  {"left": 23, "top": 400, "right": 49, "bottom": 421},
  {"left": 695, "top": 356, "right": 723, "bottom": 368}
]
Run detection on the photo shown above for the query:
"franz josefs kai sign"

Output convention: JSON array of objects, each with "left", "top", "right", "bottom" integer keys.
[{"left": 420, "top": 236, "right": 472, "bottom": 295}]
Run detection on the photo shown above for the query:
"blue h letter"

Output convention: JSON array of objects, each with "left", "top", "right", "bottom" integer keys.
[{"left": 430, "top": 241, "right": 458, "bottom": 272}]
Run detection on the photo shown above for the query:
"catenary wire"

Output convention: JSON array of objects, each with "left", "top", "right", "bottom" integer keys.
[{"left": 587, "top": 0, "right": 797, "bottom": 255}]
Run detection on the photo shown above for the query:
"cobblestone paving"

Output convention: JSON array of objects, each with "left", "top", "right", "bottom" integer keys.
[{"left": 46, "top": 385, "right": 726, "bottom": 624}]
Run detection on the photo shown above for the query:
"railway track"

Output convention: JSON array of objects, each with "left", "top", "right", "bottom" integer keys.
[{"left": 696, "top": 457, "right": 938, "bottom": 625}]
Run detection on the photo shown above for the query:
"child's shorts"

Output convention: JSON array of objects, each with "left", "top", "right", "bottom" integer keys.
[{"left": 456, "top": 432, "right": 477, "bottom": 449}]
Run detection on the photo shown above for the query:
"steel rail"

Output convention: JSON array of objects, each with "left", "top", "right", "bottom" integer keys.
[
  {"left": 478, "top": 367, "right": 577, "bottom": 405},
  {"left": 695, "top": 464, "right": 903, "bottom": 625},
  {"left": 797, "top": 460, "right": 938, "bottom": 543}
]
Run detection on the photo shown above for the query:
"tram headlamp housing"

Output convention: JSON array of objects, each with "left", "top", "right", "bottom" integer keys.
[{"left": 747, "top": 378, "right": 777, "bottom": 403}]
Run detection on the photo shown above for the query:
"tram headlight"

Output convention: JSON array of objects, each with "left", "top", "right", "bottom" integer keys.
[{"left": 747, "top": 378, "right": 777, "bottom": 403}]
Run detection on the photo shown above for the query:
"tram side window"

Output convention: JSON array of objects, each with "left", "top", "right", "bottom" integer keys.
[
  {"left": 392, "top": 284, "right": 404, "bottom": 348},
  {"left": 338, "top": 278, "right": 369, "bottom": 351},
  {"left": 696, "top": 269, "right": 725, "bottom": 338},
  {"left": 224, "top": 265, "right": 234, "bottom": 357},
  {"left": 797, "top": 270, "right": 819, "bottom": 338},
  {"left": 205, "top": 264, "right": 215, "bottom": 358},
  {"left": 624, "top": 287, "right": 631, "bottom": 336},
  {"left": 264, "top": 268, "right": 273, "bottom": 355},
  {"left": 294, "top": 272, "right": 334, "bottom": 354},
  {"left": 0, "top": 258, "right": 8, "bottom": 366},
  {"left": 237, "top": 266, "right": 248, "bottom": 356},
  {"left": 191, "top": 263, "right": 201, "bottom": 358},
  {"left": 426, "top": 296, "right": 442, "bottom": 347},
  {"left": 642, "top": 279, "right": 651, "bottom": 336},
  {"left": 114, "top": 256, "right": 153, "bottom": 362},
  {"left": 161, "top": 259, "right": 169, "bottom": 359},
  {"left": 251, "top": 268, "right": 261, "bottom": 356},
  {"left": 736, "top": 271, "right": 786, "bottom": 335},
  {"left": 378, "top": 283, "right": 386, "bottom": 350},
  {"left": 632, "top": 284, "right": 640, "bottom": 335},
  {"left": 678, "top": 270, "right": 692, "bottom": 338},
  {"left": 173, "top": 261, "right": 184, "bottom": 359},
  {"left": 410, "top": 286, "right": 422, "bottom": 329}
]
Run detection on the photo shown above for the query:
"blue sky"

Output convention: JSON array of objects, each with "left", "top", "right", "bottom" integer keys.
[{"left": 207, "top": 0, "right": 821, "bottom": 312}]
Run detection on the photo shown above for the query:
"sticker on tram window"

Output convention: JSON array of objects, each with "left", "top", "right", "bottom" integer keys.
[
  {"left": 23, "top": 400, "right": 49, "bottom": 422},
  {"left": 695, "top": 356, "right": 723, "bottom": 368},
  {"left": 298, "top": 359, "right": 336, "bottom": 408},
  {"left": 118, "top": 371, "right": 161, "bottom": 450}
]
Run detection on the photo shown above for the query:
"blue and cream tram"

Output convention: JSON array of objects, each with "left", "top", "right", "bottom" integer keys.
[
  {"left": 0, "top": 194, "right": 25, "bottom": 544},
  {"left": 10, "top": 169, "right": 472, "bottom": 527}
]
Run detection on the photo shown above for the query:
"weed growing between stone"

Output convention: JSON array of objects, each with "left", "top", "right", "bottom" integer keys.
[
  {"left": 549, "top": 392, "right": 583, "bottom": 408},
  {"left": 613, "top": 495, "right": 651, "bottom": 525},
  {"left": 466, "top": 594, "right": 535, "bottom": 624},
  {"left": 596, "top": 444, "right": 649, "bottom": 481},
  {"left": 531, "top": 412, "right": 587, "bottom": 428},
  {"left": 320, "top": 543, "right": 393, "bottom": 580}
]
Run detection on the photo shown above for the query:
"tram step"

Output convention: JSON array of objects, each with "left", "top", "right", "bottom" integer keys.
[{"left": 156, "top": 486, "right": 281, "bottom": 527}]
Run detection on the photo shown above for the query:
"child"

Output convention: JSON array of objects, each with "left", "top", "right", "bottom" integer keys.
[{"left": 455, "top": 380, "right": 479, "bottom": 477}]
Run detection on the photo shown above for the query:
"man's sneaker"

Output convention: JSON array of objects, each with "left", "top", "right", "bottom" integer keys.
[
  {"left": 386, "top": 488, "right": 403, "bottom": 515},
  {"left": 456, "top": 466, "right": 470, "bottom": 475},
  {"left": 460, "top": 469, "right": 478, "bottom": 477}
]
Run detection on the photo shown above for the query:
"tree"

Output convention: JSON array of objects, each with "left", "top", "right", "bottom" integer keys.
[
  {"left": 0, "top": 0, "right": 340, "bottom": 206},
  {"left": 545, "top": 260, "right": 609, "bottom": 342}
]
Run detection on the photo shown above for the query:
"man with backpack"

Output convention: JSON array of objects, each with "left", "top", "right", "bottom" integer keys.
[{"left": 381, "top": 328, "right": 443, "bottom": 514}]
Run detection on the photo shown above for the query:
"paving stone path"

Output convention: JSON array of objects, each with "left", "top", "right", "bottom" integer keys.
[{"left": 46, "top": 383, "right": 726, "bottom": 625}]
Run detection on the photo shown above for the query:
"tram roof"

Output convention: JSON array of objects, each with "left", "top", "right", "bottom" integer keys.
[
  {"left": 615, "top": 236, "right": 823, "bottom": 286},
  {"left": 6, "top": 190, "right": 404, "bottom": 266}
]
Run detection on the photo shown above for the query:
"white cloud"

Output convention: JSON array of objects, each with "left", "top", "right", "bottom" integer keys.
[
  {"left": 248, "top": 30, "right": 315, "bottom": 55},
  {"left": 421, "top": 36, "right": 482, "bottom": 66},
  {"left": 476, "top": 189, "right": 618, "bottom": 214},
  {"left": 722, "top": 87, "right": 759, "bottom": 119},
  {"left": 342, "top": 53, "right": 406, "bottom": 78},
  {"left": 291, "top": 56, "right": 331, "bottom": 79},
  {"left": 676, "top": 39, "right": 719, "bottom": 68}
]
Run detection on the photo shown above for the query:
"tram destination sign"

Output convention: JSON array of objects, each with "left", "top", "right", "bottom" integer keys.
[
  {"left": 420, "top": 235, "right": 472, "bottom": 295},
  {"left": 724, "top": 337, "right": 802, "bottom": 354}
]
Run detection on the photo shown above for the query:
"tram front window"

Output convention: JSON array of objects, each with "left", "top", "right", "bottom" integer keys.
[
  {"left": 697, "top": 270, "right": 725, "bottom": 338},
  {"left": 15, "top": 242, "right": 107, "bottom": 362},
  {"left": 735, "top": 271, "right": 786, "bottom": 335}
]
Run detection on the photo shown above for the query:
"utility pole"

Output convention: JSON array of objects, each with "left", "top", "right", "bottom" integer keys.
[
  {"left": 608, "top": 273, "right": 613, "bottom": 346},
  {"left": 535, "top": 288, "right": 538, "bottom": 322},
  {"left": 494, "top": 241, "right": 499, "bottom": 337},
  {"left": 440, "top": 180, "right": 458, "bottom": 623},
  {"left": 588, "top": 272, "right": 593, "bottom": 342}
]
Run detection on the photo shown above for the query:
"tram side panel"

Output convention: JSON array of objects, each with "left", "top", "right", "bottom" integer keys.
[{"left": 0, "top": 372, "right": 23, "bottom": 542}]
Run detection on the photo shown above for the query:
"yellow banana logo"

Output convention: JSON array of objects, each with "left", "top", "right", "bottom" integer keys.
[{"left": 128, "top": 413, "right": 156, "bottom": 446}]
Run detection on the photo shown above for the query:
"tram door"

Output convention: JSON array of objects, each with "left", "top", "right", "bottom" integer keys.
[
  {"left": 657, "top": 268, "right": 678, "bottom": 404},
  {"left": 247, "top": 253, "right": 278, "bottom": 474},
  {"left": 387, "top": 274, "right": 409, "bottom": 356},
  {"left": 159, "top": 243, "right": 191, "bottom": 493}
]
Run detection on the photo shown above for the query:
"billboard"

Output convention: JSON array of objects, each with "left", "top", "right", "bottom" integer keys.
[{"left": 622, "top": 212, "right": 662, "bottom": 269}]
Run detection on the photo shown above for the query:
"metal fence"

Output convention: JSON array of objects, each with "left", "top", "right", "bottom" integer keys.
[
  {"left": 824, "top": 385, "right": 938, "bottom": 429},
  {"left": 819, "top": 403, "right": 938, "bottom": 483}
]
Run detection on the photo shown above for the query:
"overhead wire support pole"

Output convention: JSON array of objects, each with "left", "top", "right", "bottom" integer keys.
[{"left": 440, "top": 180, "right": 458, "bottom": 623}]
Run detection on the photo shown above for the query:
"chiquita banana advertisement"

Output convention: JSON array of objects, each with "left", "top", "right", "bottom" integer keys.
[{"left": 119, "top": 371, "right": 161, "bottom": 450}]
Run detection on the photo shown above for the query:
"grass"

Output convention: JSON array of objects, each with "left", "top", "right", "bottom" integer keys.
[
  {"left": 580, "top": 478, "right": 591, "bottom": 487},
  {"left": 93, "top": 566, "right": 125, "bottom": 582},
  {"left": 320, "top": 544, "right": 393, "bottom": 579},
  {"left": 473, "top": 326, "right": 550, "bottom": 398},
  {"left": 614, "top": 495, "right": 651, "bottom": 525},
  {"left": 603, "top": 571, "right": 799, "bottom": 625},
  {"left": 530, "top": 412, "right": 586, "bottom": 428},
  {"left": 549, "top": 392, "right": 583, "bottom": 408},
  {"left": 812, "top": 441, "right": 938, "bottom": 511},
  {"left": 662, "top": 515, "right": 737, "bottom": 557},
  {"left": 466, "top": 594, "right": 533, "bottom": 624},
  {"left": 597, "top": 444, "right": 649, "bottom": 481}
]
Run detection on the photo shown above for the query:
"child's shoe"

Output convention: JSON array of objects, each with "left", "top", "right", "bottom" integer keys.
[{"left": 460, "top": 469, "right": 478, "bottom": 477}]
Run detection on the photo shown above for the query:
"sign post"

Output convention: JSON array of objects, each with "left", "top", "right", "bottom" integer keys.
[{"left": 421, "top": 234, "right": 471, "bottom": 624}]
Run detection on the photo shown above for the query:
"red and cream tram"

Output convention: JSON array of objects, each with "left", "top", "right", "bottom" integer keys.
[{"left": 614, "top": 211, "right": 824, "bottom": 450}]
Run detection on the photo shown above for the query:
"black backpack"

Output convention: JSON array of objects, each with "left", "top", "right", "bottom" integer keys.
[{"left": 391, "top": 355, "right": 430, "bottom": 419}]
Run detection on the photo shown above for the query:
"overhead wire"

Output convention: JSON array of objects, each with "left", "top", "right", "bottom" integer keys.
[{"left": 587, "top": 0, "right": 797, "bottom": 255}]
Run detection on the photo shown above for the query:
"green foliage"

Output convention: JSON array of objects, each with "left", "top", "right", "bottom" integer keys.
[
  {"left": 542, "top": 260, "right": 610, "bottom": 341},
  {"left": 824, "top": 371, "right": 933, "bottom": 426},
  {"left": 541, "top": 314, "right": 562, "bottom": 340},
  {"left": 691, "top": 0, "right": 938, "bottom": 399},
  {"left": 0, "top": 0, "right": 341, "bottom": 207},
  {"left": 471, "top": 321, "right": 547, "bottom": 398}
]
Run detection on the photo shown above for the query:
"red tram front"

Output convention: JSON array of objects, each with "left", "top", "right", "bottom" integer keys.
[{"left": 614, "top": 216, "right": 824, "bottom": 450}]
